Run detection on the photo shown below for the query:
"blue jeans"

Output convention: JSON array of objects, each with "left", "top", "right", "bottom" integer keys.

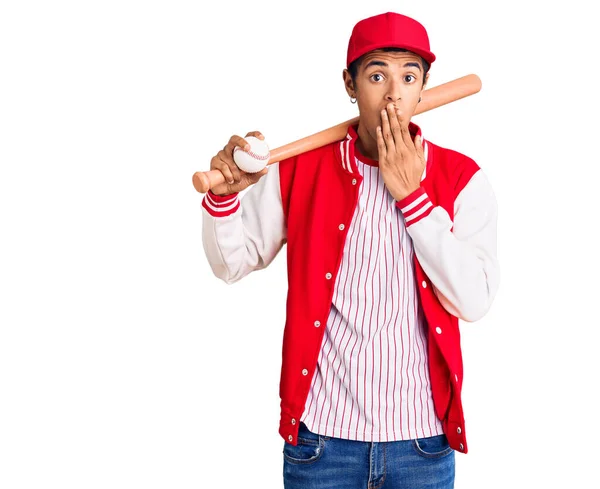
[{"left": 283, "top": 422, "right": 455, "bottom": 489}]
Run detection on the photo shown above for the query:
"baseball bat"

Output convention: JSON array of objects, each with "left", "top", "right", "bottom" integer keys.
[{"left": 192, "top": 74, "right": 481, "bottom": 194}]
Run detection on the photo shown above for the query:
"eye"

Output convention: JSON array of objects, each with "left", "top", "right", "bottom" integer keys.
[
  {"left": 404, "top": 74, "right": 416, "bottom": 83},
  {"left": 370, "top": 73, "right": 384, "bottom": 82}
]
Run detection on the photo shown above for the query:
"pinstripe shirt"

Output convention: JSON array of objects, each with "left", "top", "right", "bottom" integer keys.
[{"left": 300, "top": 149, "right": 444, "bottom": 442}]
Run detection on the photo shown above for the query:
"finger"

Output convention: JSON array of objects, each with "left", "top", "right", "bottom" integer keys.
[
  {"left": 396, "top": 110, "right": 414, "bottom": 149},
  {"left": 245, "top": 131, "right": 265, "bottom": 140},
  {"left": 212, "top": 156, "right": 235, "bottom": 185},
  {"left": 227, "top": 135, "right": 251, "bottom": 153},
  {"left": 415, "top": 135, "right": 425, "bottom": 159},
  {"left": 387, "top": 104, "right": 404, "bottom": 149},
  {"left": 230, "top": 159, "right": 244, "bottom": 182},
  {"left": 376, "top": 125, "right": 387, "bottom": 162},
  {"left": 218, "top": 149, "right": 243, "bottom": 183},
  {"left": 380, "top": 108, "right": 393, "bottom": 152}
]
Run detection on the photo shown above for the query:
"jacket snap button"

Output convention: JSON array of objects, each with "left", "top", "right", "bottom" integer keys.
[
  {"left": 457, "top": 427, "right": 462, "bottom": 434},
  {"left": 422, "top": 281, "right": 427, "bottom": 288},
  {"left": 314, "top": 320, "right": 321, "bottom": 327},
  {"left": 325, "top": 273, "right": 332, "bottom": 280},
  {"left": 459, "top": 443, "right": 464, "bottom": 451},
  {"left": 291, "top": 418, "right": 296, "bottom": 425},
  {"left": 352, "top": 178, "right": 357, "bottom": 185},
  {"left": 288, "top": 435, "right": 293, "bottom": 442},
  {"left": 302, "top": 369, "right": 308, "bottom": 376},
  {"left": 436, "top": 327, "right": 442, "bottom": 334},
  {"left": 339, "top": 224, "right": 345, "bottom": 231}
]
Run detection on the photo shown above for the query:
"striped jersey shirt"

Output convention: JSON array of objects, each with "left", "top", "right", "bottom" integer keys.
[{"left": 300, "top": 149, "right": 445, "bottom": 442}]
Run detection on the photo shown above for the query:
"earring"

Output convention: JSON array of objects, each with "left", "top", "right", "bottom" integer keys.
[{"left": 350, "top": 95, "right": 357, "bottom": 104}]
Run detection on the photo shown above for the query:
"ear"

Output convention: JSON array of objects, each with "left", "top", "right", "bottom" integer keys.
[{"left": 342, "top": 69, "right": 356, "bottom": 98}]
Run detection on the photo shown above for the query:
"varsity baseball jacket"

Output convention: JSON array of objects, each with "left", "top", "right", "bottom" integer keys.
[{"left": 201, "top": 122, "right": 500, "bottom": 453}]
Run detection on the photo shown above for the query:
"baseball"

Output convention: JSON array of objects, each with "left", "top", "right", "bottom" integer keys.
[{"left": 233, "top": 136, "right": 270, "bottom": 173}]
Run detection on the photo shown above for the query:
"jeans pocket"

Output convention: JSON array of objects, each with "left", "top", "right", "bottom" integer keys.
[
  {"left": 283, "top": 423, "right": 325, "bottom": 465},
  {"left": 412, "top": 434, "right": 454, "bottom": 459}
]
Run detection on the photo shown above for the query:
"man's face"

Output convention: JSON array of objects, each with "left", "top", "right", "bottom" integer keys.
[{"left": 346, "top": 50, "right": 428, "bottom": 144}]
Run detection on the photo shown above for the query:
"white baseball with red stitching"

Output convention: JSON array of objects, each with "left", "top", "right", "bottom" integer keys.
[{"left": 233, "top": 136, "right": 270, "bottom": 173}]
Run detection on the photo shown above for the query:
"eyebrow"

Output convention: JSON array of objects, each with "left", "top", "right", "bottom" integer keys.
[{"left": 363, "top": 60, "right": 422, "bottom": 72}]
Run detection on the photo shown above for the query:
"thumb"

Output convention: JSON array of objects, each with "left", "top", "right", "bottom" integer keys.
[{"left": 247, "top": 166, "right": 269, "bottom": 183}]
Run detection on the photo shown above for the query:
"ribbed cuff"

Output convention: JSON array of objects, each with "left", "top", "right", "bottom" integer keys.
[
  {"left": 202, "top": 190, "right": 240, "bottom": 217},
  {"left": 396, "top": 187, "right": 434, "bottom": 226}
]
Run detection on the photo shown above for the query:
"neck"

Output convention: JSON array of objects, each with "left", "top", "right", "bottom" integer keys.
[{"left": 355, "top": 123, "right": 379, "bottom": 161}]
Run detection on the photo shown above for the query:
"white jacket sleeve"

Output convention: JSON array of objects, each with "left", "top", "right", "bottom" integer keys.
[
  {"left": 398, "top": 169, "right": 500, "bottom": 322},
  {"left": 201, "top": 163, "right": 286, "bottom": 284}
]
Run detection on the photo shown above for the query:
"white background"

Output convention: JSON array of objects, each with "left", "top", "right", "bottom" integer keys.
[{"left": 1, "top": 0, "right": 599, "bottom": 487}]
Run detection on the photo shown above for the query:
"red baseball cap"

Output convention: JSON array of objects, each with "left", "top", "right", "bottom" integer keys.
[{"left": 346, "top": 12, "right": 436, "bottom": 69}]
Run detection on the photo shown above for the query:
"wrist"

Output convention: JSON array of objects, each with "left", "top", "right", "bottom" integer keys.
[
  {"left": 208, "top": 189, "right": 239, "bottom": 198},
  {"left": 395, "top": 185, "right": 420, "bottom": 202}
]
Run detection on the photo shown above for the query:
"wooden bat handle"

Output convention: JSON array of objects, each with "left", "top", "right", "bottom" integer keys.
[{"left": 192, "top": 74, "right": 481, "bottom": 194}]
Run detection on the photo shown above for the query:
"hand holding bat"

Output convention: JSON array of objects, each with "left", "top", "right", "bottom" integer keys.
[{"left": 209, "top": 132, "right": 269, "bottom": 196}]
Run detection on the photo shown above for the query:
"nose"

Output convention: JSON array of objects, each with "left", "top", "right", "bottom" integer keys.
[
  {"left": 386, "top": 92, "right": 401, "bottom": 105},
  {"left": 385, "top": 82, "right": 403, "bottom": 104}
]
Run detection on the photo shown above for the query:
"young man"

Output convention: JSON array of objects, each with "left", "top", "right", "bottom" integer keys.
[{"left": 201, "top": 11, "right": 499, "bottom": 489}]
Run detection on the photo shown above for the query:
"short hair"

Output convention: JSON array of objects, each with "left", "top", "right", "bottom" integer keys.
[{"left": 348, "top": 47, "right": 430, "bottom": 86}]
